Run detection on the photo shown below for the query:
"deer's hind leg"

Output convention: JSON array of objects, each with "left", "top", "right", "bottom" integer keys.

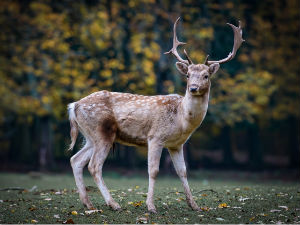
[
  {"left": 88, "top": 118, "right": 121, "bottom": 210},
  {"left": 70, "top": 140, "right": 94, "bottom": 209}
]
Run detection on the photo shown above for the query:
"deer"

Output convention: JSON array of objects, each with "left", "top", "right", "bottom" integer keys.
[{"left": 68, "top": 17, "right": 244, "bottom": 213}]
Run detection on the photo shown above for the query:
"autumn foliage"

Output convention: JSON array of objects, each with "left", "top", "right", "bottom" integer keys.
[{"left": 0, "top": 0, "right": 299, "bottom": 169}]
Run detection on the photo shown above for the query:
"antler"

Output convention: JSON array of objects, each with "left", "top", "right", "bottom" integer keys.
[
  {"left": 206, "top": 21, "right": 245, "bottom": 65},
  {"left": 164, "top": 17, "right": 193, "bottom": 65}
]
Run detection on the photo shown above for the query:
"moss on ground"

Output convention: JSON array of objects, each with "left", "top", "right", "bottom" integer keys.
[{"left": 0, "top": 172, "right": 299, "bottom": 224}]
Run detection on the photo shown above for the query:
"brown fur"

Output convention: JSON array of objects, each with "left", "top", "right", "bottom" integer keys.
[{"left": 100, "top": 117, "right": 117, "bottom": 143}]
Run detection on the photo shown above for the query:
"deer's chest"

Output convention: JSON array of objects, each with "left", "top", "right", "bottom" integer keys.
[{"left": 164, "top": 110, "right": 207, "bottom": 148}]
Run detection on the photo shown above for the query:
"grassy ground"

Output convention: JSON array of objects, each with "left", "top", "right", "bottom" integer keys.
[{"left": 0, "top": 171, "right": 299, "bottom": 224}]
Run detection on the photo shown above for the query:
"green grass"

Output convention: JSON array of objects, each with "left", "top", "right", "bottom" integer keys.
[{"left": 0, "top": 171, "right": 299, "bottom": 224}]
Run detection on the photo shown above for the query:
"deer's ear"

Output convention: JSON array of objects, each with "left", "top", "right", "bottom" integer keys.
[
  {"left": 176, "top": 62, "right": 188, "bottom": 75},
  {"left": 208, "top": 63, "right": 220, "bottom": 76}
]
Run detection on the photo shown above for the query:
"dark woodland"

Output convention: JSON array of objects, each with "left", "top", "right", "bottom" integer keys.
[{"left": 0, "top": 0, "right": 299, "bottom": 173}]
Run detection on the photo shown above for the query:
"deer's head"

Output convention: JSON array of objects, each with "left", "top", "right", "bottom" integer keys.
[{"left": 165, "top": 17, "right": 244, "bottom": 96}]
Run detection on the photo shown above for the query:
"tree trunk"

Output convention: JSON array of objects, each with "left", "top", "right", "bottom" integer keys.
[
  {"left": 248, "top": 123, "right": 263, "bottom": 170},
  {"left": 221, "top": 125, "right": 235, "bottom": 168},
  {"left": 288, "top": 116, "right": 300, "bottom": 168},
  {"left": 39, "top": 116, "right": 53, "bottom": 171}
]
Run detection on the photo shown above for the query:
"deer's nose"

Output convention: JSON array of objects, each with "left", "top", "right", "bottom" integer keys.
[{"left": 189, "top": 86, "right": 198, "bottom": 93}]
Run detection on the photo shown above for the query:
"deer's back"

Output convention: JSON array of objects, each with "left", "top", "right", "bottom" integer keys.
[{"left": 75, "top": 90, "right": 184, "bottom": 147}]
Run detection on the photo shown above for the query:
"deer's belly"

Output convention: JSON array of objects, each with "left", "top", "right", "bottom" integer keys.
[
  {"left": 164, "top": 131, "right": 192, "bottom": 148},
  {"left": 114, "top": 117, "right": 150, "bottom": 147},
  {"left": 115, "top": 129, "right": 147, "bottom": 147}
]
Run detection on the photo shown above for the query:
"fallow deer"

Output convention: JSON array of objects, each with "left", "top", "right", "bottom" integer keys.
[{"left": 68, "top": 17, "right": 244, "bottom": 213}]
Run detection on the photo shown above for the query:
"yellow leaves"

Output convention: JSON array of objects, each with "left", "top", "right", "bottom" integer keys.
[
  {"left": 59, "top": 77, "right": 71, "bottom": 86},
  {"left": 145, "top": 73, "right": 156, "bottom": 86},
  {"left": 198, "top": 27, "right": 214, "bottom": 39},
  {"left": 190, "top": 51, "right": 206, "bottom": 64},
  {"left": 101, "top": 70, "right": 112, "bottom": 78},
  {"left": 249, "top": 216, "right": 255, "bottom": 222},
  {"left": 71, "top": 211, "right": 78, "bottom": 215},
  {"left": 218, "top": 203, "right": 228, "bottom": 208},
  {"left": 200, "top": 206, "right": 210, "bottom": 211},
  {"left": 97, "top": 11, "right": 108, "bottom": 21},
  {"left": 90, "top": 21, "right": 104, "bottom": 37},
  {"left": 30, "top": 2, "right": 51, "bottom": 13},
  {"left": 107, "top": 59, "right": 120, "bottom": 69},
  {"left": 57, "top": 42, "right": 69, "bottom": 54},
  {"left": 128, "top": 200, "right": 144, "bottom": 207},
  {"left": 31, "top": 219, "right": 38, "bottom": 223},
  {"left": 41, "top": 40, "right": 56, "bottom": 50},
  {"left": 41, "top": 96, "right": 51, "bottom": 105},
  {"left": 95, "top": 39, "right": 105, "bottom": 49},
  {"left": 130, "top": 33, "right": 145, "bottom": 54},
  {"left": 85, "top": 209, "right": 103, "bottom": 215},
  {"left": 211, "top": 68, "right": 277, "bottom": 125},
  {"left": 142, "top": 60, "right": 154, "bottom": 75}
]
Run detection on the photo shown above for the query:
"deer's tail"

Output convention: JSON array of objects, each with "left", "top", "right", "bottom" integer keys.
[{"left": 68, "top": 102, "right": 79, "bottom": 151}]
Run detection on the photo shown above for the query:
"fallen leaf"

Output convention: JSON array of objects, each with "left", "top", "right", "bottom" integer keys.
[
  {"left": 71, "top": 211, "right": 78, "bottom": 215},
  {"left": 218, "top": 203, "right": 228, "bottom": 208},
  {"left": 238, "top": 197, "right": 250, "bottom": 202},
  {"left": 31, "top": 219, "right": 38, "bottom": 223},
  {"left": 63, "top": 218, "right": 75, "bottom": 224},
  {"left": 279, "top": 206, "right": 288, "bottom": 210},
  {"left": 29, "top": 186, "right": 37, "bottom": 192},
  {"left": 44, "top": 198, "right": 52, "bottom": 201},
  {"left": 250, "top": 216, "right": 255, "bottom": 221},
  {"left": 136, "top": 217, "right": 148, "bottom": 224},
  {"left": 54, "top": 214, "right": 60, "bottom": 219},
  {"left": 216, "top": 217, "right": 225, "bottom": 221},
  {"left": 133, "top": 201, "right": 144, "bottom": 207},
  {"left": 85, "top": 209, "right": 103, "bottom": 215},
  {"left": 270, "top": 209, "right": 281, "bottom": 212},
  {"left": 28, "top": 207, "right": 37, "bottom": 211},
  {"left": 201, "top": 206, "right": 210, "bottom": 211},
  {"left": 135, "top": 186, "right": 140, "bottom": 189}
]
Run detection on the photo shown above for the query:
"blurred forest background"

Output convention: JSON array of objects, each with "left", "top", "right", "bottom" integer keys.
[{"left": 0, "top": 0, "right": 299, "bottom": 172}]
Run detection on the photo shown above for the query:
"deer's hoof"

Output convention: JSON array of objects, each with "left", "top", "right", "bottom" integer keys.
[
  {"left": 148, "top": 208, "right": 157, "bottom": 214},
  {"left": 188, "top": 202, "right": 201, "bottom": 211},
  {"left": 85, "top": 202, "right": 95, "bottom": 210},
  {"left": 109, "top": 201, "right": 121, "bottom": 211}
]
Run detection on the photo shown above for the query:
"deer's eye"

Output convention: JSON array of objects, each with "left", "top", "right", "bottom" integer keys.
[
  {"left": 204, "top": 75, "right": 209, "bottom": 79},
  {"left": 186, "top": 74, "right": 190, "bottom": 78}
]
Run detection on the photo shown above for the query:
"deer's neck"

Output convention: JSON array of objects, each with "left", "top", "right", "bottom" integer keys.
[{"left": 181, "top": 87, "right": 210, "bottom": 127}]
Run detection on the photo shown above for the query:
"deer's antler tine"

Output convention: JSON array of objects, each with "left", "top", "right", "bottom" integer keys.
[
  {"left": 203, "top": 55, "right": 209, "bottom": 65},
  {"left": 207, "top": 21, "right": 245, "bottom": 65},
  {"left": 184, "top": 49, "right": 193, "bottom": 65},
  {"left": 164, "top": 17, "right": 190, "bottom": 65}
]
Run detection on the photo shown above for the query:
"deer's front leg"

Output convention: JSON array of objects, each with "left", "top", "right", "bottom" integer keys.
[
  {"left": 146, "top": 140, "right": 163, "bottom": 213},
  {"left": 168, "top": 146, "right": 200, "bottom": 211}
]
